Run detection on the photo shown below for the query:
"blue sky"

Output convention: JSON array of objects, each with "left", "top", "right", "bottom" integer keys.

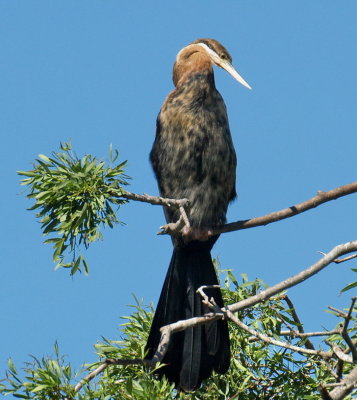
[{"left": 1, "top": 0, "right": 356, "bottom": 388}]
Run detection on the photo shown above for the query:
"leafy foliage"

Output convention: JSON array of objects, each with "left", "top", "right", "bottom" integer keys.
[
  {"left": 18, "top": 143, "right": 129, "bottom": 275},
  {"left": 1, "top": 272, "right": 356, "bottom": 399}
]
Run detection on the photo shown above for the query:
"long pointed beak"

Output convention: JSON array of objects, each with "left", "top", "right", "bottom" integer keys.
[{"left": 220, "top": 61, "right": 252, "bottom": 90}]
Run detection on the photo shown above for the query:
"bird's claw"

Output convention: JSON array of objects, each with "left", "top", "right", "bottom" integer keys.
[{"left": 158, "top": 220, "right": 184, "bottom": 236}]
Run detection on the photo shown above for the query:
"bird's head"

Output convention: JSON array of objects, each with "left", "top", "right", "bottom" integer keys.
[{"left": 174, "top": 38, "right": 251, "bottom": 90}]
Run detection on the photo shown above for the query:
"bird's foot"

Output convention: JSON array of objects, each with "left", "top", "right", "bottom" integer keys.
[
  {"left": 158, "top": 218, "right": 185, "bottom": 236},
  {"left": 181, "top": 226, "right": 213, "bottom": 242}
]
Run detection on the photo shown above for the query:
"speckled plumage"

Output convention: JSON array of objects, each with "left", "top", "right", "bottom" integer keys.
[
  {"left": 146, "top": 39, "right": 246, "bottom": 392},
  {"left": 150, "top": 43, "right": 237, "bottom": 229}
]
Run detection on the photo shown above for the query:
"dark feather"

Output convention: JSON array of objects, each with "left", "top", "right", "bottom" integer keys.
[
  {"left": 146, "top": 39, "right": 237, "bottom": 391},
  {"left": 145, "top": 240, "right": 230, "bottom": 391}
]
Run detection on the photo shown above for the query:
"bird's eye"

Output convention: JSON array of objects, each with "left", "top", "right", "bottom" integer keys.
[{"left": 220, "top": 54, "right": 227, "bottom": 60}]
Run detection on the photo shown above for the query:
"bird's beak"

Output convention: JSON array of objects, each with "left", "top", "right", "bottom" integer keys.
[{"left": 220, "top": 61, "right": 252, "bottom": 90}]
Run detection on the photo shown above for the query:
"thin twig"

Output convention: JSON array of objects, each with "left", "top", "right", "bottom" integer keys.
[
  {"left": 121, "top": 191, "right": 189, "bottom": 208},
  {"left": 318, "top": 251, "right": 357, "bottom": 264},
  {"left": 121, "top": 191, "right": 192, "bottom": 236},
  {"left": 328, "top": 306, "right": 348, "bottom": 318},
  {"left": 74, "top": 358, "right": 149, "bottom": 392},
  {"left": 196, "top": 285, "right": 222, "bottom": 313},
  {"left": 334, "top": 253, "right": 357, "bottom": 264},
  {"left": 283, "top": 295, "right": 315, "bottom": 350},
  {"left": 151, "top": 313, "right": 224, "bottom": 363},
  {"left": 226, "top": 309, "right": 331, "bottom": 358},
  {"left": 75, "top": 362, "right": 108, "bottom": 392},
  {"left": 247, "top": 329, "right": 339, "bottom": 342},
  {"left": 340, "top": 297, "right": 357, "bottom": 362}
]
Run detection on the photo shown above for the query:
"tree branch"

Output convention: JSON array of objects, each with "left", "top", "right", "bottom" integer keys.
[
  {"left": 74, "top": 358, "right": 149, "bottom": 392},
  {"left": 151, "top": 312, "right": 224, "bottom": 363},
  {"left": 121, "top": 182, "right": 357, "bottom": 237},
  {"left": 121, "top": 191, "right": 189, "bottom": 209},
  {"left": 228, "top": 241, "right": 357, "bottom": 313},
  {"left": 212, "top": 182, "right": 357, "bottom": 235},
  {"left": 225, "top": 308, "right": 331, "bottom": 358},
  {"left": 151, "top": 242, "right": 357, "bottom": 364},
  {"left": 247, "top": 329, "right": 339, "bottom": 343},
  {"left": 73, "top": 242, "right": 356, "bottom": 393},
  {"left": 327, "top": 365, "right": 357, "bottom": 400},
  {"left": 282, "top": 295, "right": 315, "bottom": 350},
  {"left": 340, "top": 297, "right": 357, "bottom": 363}
]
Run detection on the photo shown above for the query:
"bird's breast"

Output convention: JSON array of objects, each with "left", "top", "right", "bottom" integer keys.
[{"left": 151, "top": 75, "right": 237, "bottom": 227}]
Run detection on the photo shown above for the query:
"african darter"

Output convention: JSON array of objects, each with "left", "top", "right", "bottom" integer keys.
[{"left": 146, "top": 38, "right": 251, "bottom": 391}]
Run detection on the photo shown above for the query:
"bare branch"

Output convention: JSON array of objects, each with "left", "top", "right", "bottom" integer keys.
[
  {"left": 151, "top": 314, "right": 224, "bottom": 363},
  {"left": 334, "top": 253, "right": 357, "bottom": 264},
  {"left": 340, "top": 297, "right": 357, "bottom": 362},
  {"left": 247, "top": 329, "right": 339, "bottom": 343},
  {"left": 328, "top": 306, "right": 348, "bottom": 318},
  {"left": 225, "top": 309, "right": 331, "bottom": 358},
  {"left": 283, "top": 295, "right": 315, "bottom": 350},
  {"left": 75, "top": 362, "right": 108, "bottom": 392},
  {"left": 227, "top": 241, "right": 357, "bottom": 313},
  {"left": 121, "top": 191, "right": 192, "bottom": 236},
  {"left": 74, "top": 358, "right": 149, "bottom": 392},
  {"left": 196, "top": 285, "right": 222, "bottom": 312},
  {"left": 119, "top": 182, "right": 357, "bottom": 237},
  {"left": 212, "top": 182, "right": 357, "bottom": 235},
  {"left": 318, "top": 251, "right": 357, "bottom": 264},
  {"left": 330, "top": 346, "right": 354, "bottom": 364},
  {"left": 327, "top": 365, "right": 357, "bottom": 400},
  {"left": 121, "top": 191, "right": 189, "bottom": 209}
]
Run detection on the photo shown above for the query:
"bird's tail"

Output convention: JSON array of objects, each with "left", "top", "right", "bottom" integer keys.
[{"left": 145, "top": 241, "right": 230, "bottom": 391}]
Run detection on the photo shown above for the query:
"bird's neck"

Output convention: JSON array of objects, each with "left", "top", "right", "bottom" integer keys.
[{"left": 173, "top": 53, "right": 214, "bottom": 88}]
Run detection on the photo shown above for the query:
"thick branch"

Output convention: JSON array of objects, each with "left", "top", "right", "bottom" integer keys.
[
  {"left": 330, "top": 346, "right": 354, "bottom": 364},
  {"left": 121, "top": 182, "right": 357, "bottom": 237},
  {"left": 212, "top": 182, "right": 357, "bottom": 235},
  {"left": 327, "top": 365, "right": 357, "bottom": 400}
]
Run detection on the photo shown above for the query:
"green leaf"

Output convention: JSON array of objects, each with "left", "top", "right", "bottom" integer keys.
[
  {"left": 8, "top": 358, "right": 17, "bottom": 374},
  {"left": 31, "top": 384, "right": 49, "bottom": 393},
  {"left": 38, "top": 154, "right": 51, "bottom": 162},
  {"left": 70, "top": 256, "right": 82, "bottom": 275},
  {"left": 340, "top": 280, "right": 357, "bottom": 293},
  {"left": 17, "top": 170, "right": 37, "bottom": 177}
]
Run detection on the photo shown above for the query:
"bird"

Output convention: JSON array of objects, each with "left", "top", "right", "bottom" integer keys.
[{"left": 145, "top": 38, "right": 251, "bottom": 391}]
